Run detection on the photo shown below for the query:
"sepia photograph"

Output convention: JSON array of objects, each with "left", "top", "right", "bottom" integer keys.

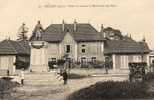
[{"left": 0, "top": 0, "right": 154, "bottom": 100}]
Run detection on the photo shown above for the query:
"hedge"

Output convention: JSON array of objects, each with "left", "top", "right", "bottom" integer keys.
[{"left": 67, "top": 81, "right": 153, "bottom": 100}]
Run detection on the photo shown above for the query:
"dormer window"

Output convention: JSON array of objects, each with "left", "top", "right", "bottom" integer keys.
[
  {"left": 82, "top": 44, "right": 85, "bottom": 47},
  {"left": 110, "top": 32, "right": 114, "bottom": 36}
]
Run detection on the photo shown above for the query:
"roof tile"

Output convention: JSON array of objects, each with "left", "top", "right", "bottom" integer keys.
[
  {"left": 0, "top": 40, "right": 30, "bottom": 55},
  {"left": 104, "top": 38, "right": 151, "bottom": 54},
  {"left": 30, "top": 23, "right": 105, "bottom": 42}
]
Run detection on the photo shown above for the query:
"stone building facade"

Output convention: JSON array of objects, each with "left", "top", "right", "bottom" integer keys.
[
  {"left": 0, "top": 40, "right": 30, "bottom": 74},
  {"left": 0, "top": 20, "right": 151, "bottom": 74},
  {"left": 30, "top": 20, "right": 105, "bottom": 67},
  {"left": 46, "top": 32, "right": 104, "bottom": 62},
  {"left": 29, "top": 20, "right": 151, "bottom": 72}
]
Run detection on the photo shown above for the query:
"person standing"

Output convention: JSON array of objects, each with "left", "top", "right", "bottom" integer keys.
[
  {"left": 105, "top": 64, "right": 109, "bottom": 74},
  {"left": 104, "top": 57, "right": 110, "bottom": 74},
  {"left": 62, "top": 70, "right": 68, "bottom": 85}
]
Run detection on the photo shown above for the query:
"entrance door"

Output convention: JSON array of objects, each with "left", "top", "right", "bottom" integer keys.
[{"left": 81, "top": 57, "right": 86, "bottom": 68}]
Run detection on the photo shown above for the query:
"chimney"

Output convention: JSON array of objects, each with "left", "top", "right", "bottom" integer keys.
[
  {"left": 142, "top": 36, "right": 146, "bottom": 42},
  {"left": 100, "top": 24, "right": 105, "bottom": 38},
  {"left": 129, "top": 34, "right": 131, "bottom": 38},
  {"left": 74, "top": 19, "right": 77, "bottom": 31},
  {"left": 100, "top": 24, "right": 104, "bottom": 32},
  {"left": 62, "top": 20, "right": 65, "bottom": 31}
]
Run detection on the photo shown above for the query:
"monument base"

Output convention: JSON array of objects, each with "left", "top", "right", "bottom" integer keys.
[{"left": 29, "top": 41, "right": 49, "bottom": 72}]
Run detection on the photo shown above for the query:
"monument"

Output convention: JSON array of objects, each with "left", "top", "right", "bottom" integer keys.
[{"left": 29, "top": 21, "right": 49, "bottom": 72}]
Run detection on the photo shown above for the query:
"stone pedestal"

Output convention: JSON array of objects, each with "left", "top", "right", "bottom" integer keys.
[{"left": 29, "top": 41, "right": 48, "bottom": 72}]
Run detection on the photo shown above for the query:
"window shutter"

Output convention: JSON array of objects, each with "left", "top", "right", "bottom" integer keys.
[
  {"left": 70, "top": 45, "right": 73, "bottom": 53},
  {"left": 64, "top": 45, "right": 66, "bottom": 53}
]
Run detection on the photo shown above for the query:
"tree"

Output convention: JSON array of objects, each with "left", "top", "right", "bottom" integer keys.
[{"left": 17, "top": 23, "right": 28, "bottom": 41}]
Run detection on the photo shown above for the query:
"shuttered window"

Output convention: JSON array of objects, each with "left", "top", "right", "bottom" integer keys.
[{"left": 120, "top": 55, "right": 128, "bottom": 69}]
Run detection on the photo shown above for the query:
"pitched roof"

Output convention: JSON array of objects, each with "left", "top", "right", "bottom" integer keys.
[
  {"left": 0, "top": 40, "right": 30, "bottom": 55},
  {"left": 104, "top": 37, "right": 151, "bottom": 54},
  {"left": 45, "top": 23, "right": 98, "bottom": 33},
  {"left": 30, "top": 23, "right": 105, "bottom": 42}
]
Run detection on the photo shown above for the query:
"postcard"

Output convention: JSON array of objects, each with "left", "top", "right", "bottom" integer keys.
[{"left": 0, "top": 0, "right": 154, "bottom": 100}]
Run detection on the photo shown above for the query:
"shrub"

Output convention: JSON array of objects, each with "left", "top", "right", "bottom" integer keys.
[
  {"left": 48, "top": 61, "right": 57, "bottom": 69},
  {"left": 14, "top": 61, "right": 30, "bottom": 70},
  {"left": 67, "top": 81, "right": 150, "bottom": 100},
  {"left": 0, "top": 79, "right": 18, "bottom": 98},
  {"left": 90, "top": 61, "right": 104, "bottom": 68},
  {"left": 57, "top": 59, "right": 65, "bottom": 66},
  {"left": 0, "top": 79, "right": 18, "bottom": 91},
  {"left": 143, "top": 72, "right": 154, "bottom": 81}
]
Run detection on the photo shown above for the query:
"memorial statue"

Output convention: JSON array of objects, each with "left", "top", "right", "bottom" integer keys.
[{"left": 33, "top": 20, "right": 44, "bottom": 40}]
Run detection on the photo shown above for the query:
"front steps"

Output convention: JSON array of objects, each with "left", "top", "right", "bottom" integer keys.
[
  {"left": 23, "top": 69, "right": 130, "bottom": 86},
  {"left": 24, "top": 71, "right": 63, "bottom": 86}
]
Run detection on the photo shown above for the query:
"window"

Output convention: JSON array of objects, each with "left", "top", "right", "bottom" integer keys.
[
  {"left": 82, "top": 44, "right": 85, "bottom": 47},
  {"left": 51, "top": 58, "right": 56, "bottom": 62},
  {"left": 81, "top": 44, "right": 86, "bottom": 53},
  {"left": 81, "top": 57, "right": 86, "bottom": 63},
  {"left": 91, "top": 57, "right": 96, "bottom": 63},
  {"left": 48, "top": 58, "right": 57, "bottom": 62},
  {"left": 82, "top": 49, "right": 86, "bottom": 53},
  {"left": 66, "top": 45, "right": 71, "bottom": 53},
  {"left": 133, "top": 55, "right": 142, "bottom": 62},
  {"left": 152, "top": 60, "right": 154, "bottom": 64},
  {"left": 81, "top": 57, "right": 87, "bottom": 68},
  {"left": 120, "top": 56, "right": 128, "bottom": 69}
]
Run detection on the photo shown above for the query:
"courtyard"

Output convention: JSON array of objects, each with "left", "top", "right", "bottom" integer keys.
[
  {"left": 0, "top": 68, "right": 128, "bottom": 100},
  {"left": 0, "top": 68, "right": 153, "bottom": 100}
]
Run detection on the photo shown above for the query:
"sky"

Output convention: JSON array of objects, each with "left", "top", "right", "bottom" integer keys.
[{"left": 0, "top": 0, "right": 154, "bottom": 50}]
